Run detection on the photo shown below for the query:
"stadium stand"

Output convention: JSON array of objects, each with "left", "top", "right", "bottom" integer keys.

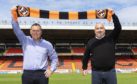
[
  {"left": 0, "top": 57, "right": 22, "bottom": 70},
  {"left": 116, "top": 57, "right": 137, "bottom": 70},
  {"left": 115, "top": 43, "right": 133, "bottom": 56},
  {"left": 132, "top": 48, "right": 137, "bottom": 55},
  {"left": 0, "top": 44, "right": 5, "bottom": 56},
  {"left": 4, "top": 48, "right": 22, "bottom": 56},
  {"left": 55, "top": 43, "right": 72, "bottom": 56},
  {"left": 71, "top": 47, "right": 85, "bottom": 53},
  {"left": 131, "top": 44, "right": 137, "bottom": 55},
  {"left": 115, "top": 48, "right": 133, "bottom": 55},
  {"left": 0, "top": 29, "right": 137, "bottom": 73},
  {"left": 71, "top": 43, "right": 85, "bottom": 56},
  {"left": 0, "top": 56, "right": 137, "bottom": 72},
  {"left": 56, "top": 47, "right": 71, "bottom": 53}
]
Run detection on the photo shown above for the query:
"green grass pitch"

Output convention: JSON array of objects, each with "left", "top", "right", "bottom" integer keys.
[{"left": 0, "top": 73, "right": 137, "bottom": 84}]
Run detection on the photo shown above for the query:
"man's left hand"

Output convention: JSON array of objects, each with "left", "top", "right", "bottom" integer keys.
[{"left": 44, "top": 69, "right": 53, "bottom": 78}]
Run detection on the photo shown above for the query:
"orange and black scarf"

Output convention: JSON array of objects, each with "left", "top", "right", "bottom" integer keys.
[{"left": 11, "top": 6, "right": 112, "bottom": 21}]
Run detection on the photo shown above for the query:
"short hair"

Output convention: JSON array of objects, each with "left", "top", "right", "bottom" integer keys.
[
  {"left": 31, "top": 23, "right": 42, "bottom": 29},
  {"left": 95, "top": 22, "right": 105, "bottom": 29}
]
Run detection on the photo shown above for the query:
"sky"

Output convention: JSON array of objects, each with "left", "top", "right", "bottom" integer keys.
[{"left": 0, "top": 0, "right": 137, "bottom": 26}]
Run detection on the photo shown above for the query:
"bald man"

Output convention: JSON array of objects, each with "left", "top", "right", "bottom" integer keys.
[{"left": 82, "top": 9, "right": 121, "bottom": 84}]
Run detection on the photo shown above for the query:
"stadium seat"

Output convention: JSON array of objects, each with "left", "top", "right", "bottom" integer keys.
[{"left": 3, "top": 48, "right": 23, "bottom": 56}]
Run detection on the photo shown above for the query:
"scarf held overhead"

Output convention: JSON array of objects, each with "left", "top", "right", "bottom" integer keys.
[{"left": 11, "top": 6, "right": 112, "bottom": 21}]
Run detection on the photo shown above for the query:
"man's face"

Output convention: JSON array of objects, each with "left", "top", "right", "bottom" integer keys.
[
  {"left": 94, "top": 23, "right": 105, "bottom": 39},
  {"left": 30, "top": 25, "right": 42, "bottom": 41}
]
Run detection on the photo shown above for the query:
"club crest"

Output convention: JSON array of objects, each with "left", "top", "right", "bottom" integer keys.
[
  {"left": 96, "top": 9, "right": 107, "bottom": 19},
  {"left": 17, "top": 6, "right": 30, "bottom": 17}
]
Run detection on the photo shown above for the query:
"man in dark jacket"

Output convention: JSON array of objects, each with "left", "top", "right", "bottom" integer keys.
[{"left": 82, "top": 9, "right": 121, "bottom": 84}]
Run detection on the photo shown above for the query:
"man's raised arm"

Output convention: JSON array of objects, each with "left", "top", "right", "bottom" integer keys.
[{"left": 11, "top": 7, "right": 26, "bottom": 44}]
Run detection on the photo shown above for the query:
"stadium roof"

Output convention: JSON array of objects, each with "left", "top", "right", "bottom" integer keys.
[{"left": 0, "top": 29, "right": 137, "bottom": 43}]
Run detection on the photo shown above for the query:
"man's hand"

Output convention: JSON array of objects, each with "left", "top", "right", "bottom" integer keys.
[
  {"left": 82, "top": 70, "right": 88, "bottom": 76},
  {"left": 11, "top": 6, "right": 18, "bottom": 22},
  {"left": 44, "top": 69, "right": 53, "bottom": 78},
  {"left": 108, "top": 8, "right": 115, "bottom": 15}
]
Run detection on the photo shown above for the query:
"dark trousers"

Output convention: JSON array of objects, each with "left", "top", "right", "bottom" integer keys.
[
  {"left": 92, "top": 68, "right": 117, "bottom": 84},
  {"left": 22, "top": 70, "right": 48, "bottom": 84}
]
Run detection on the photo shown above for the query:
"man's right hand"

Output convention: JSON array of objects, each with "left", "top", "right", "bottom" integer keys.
[
  {"left": 11, "top": 6, "right": 18, "bottom": 22},
  {"left": 82, "top": 69, "right": 88, "bottom": 76}
]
